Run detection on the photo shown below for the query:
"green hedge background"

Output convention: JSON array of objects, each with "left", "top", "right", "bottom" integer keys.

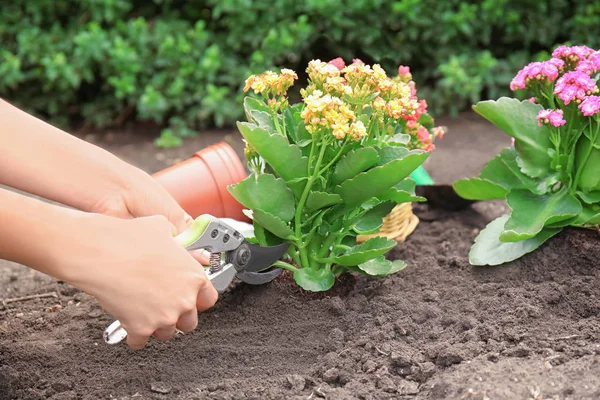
[{"left": 1, "top": 0, "right": 599, "bottom": 146}]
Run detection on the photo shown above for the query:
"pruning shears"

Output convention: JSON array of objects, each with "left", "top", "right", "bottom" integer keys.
[{"left": 103, "top": 214, "right": 288, "bottom": 345}]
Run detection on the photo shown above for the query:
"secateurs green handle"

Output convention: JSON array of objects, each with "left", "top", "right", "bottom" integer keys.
[{"left": 103, "top": 214, "right": 289, "bottom": 345}]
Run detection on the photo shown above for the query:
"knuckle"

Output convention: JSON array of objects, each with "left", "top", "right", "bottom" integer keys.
[{"left": 178, "top": 297, "right": 196, "bottom": 313}]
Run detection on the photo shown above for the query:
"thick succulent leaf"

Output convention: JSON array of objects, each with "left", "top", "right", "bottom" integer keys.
[
  {"left": 250, "top": 110, "right": 277, "bottom": 133},
  {"left": 294, "top": 267, "right": 335, "bottom": 292},
  {"left": 479, "top": 147, "right": 546, "bottom": 190},
  {"left": 473, "top": 98, "right": 552, "bottom": 178},
  {"left": 500, "top": 188, "right": 582, "bottom": 242},
  {"left": 375, "top": 146, "right": 411, "bottom": 165},
  {"left": 332, "top": 147, "right": 380, "bottom": 185},
  {"left": 237, "top": 122, "right": 309, "bottom": 195},
  {"left": 577, "top": 190, "right": 600, "bottom": 205},
  {"left": 389, "top": 133, "right": 411, "bottom": 145},
  {"left": 354, "top": 201, "right": 396, "bottom": 234},
  {"left": 305, "top": 191, "right": 343, "bottom": 212},
  {"left": 228, "top": 173, "right": 295, "bottom": 221},
  {"left": 470, "top": 214, "right": 561, "bottom": 266},
  {"left": 453, "top": 178, "right": 508, "bottom": 200},
  {"left": 576, "top": 142, "right": 600, "bottom": 192},
  {"left": 253, "top": 220, "right": 284, "bottom": 246},
  {"left": 418, "top": 113, "right": 435, "bottom": 129},
  {"left": 572, "top": 204, "right": 600, "bottom": 226},
  {"left": 334, "top": 150, "right": 428, "bottom": 207},
  {"left": 252, "top": 209, "right": 294, "bottom": 239},
  {"left": 358, "top": 256, "right": 407, "bottom": 276},
  {"left": 327, "top": 237, "right": 396, "bottom": 266},
  {"left": 244, "top": 97, "right": 271, "bottom": 121}
]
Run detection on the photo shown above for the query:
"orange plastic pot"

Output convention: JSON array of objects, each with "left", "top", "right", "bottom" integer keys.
[{"left": 152, "top": 142, "right": 248, "bottom": 221}]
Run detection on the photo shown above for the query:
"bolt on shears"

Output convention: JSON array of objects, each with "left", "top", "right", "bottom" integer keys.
[{"left": 103, "top": 214, "right": 288, "bottom": 344}]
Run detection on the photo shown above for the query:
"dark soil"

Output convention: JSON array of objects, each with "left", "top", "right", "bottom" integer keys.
[{"left": 1, "top": 112, "right": 599, "bottom": 400}]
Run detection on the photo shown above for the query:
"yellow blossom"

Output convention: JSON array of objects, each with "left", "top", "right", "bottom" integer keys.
[{"left": 349, "top": 121, "right": 367, "bottom": 140}]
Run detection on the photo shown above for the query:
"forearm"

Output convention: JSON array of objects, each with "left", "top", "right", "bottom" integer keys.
[
  {"left": 0, "top": 187, "right": 82, "bottom": 281},
  {"left": 0, "top": 99, "right": 134, "bottom": 212}
]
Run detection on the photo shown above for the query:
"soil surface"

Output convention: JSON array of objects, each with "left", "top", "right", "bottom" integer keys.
[{"left": 1, "top": 112, "right": 599, "bottom": 400}]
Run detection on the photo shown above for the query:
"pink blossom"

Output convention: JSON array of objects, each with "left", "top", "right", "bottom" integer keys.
[
  {"left": 398, "top": 65, "right": 411, "bottom": 77},
  {"left": 579, "top": 96, "right": 600, "bottom": 116},
  {"left": 554, "top": 71, "right": 598, "bottom": 104},
  {"left": 417, "top": 127, "right": 430, "bottom": 143},
  {"left": 406, "top": 120, "right": 418, "bottom": 130},
  {"left": 552, "top": 45, "right": 594, "bottom": 62},
  {"left": 536, "top": 109, "right": 566, "bottom": 127},
  {"left": 424, "top": 143, "right": 435, "bottom": 152},
  {"left": 576, "top": 51, "right": 600, "bottom": 75},
  {"left": 528, "top": 97, "right": 537, "bottom": 103},
  {"left": 511, "top": 137, "right": 515, "bottom": 146},
  {"left": 352, "top": 58, "right": 363, "bottom": 65},
  {"left": 510, "top": 60, "right": 562, "bottom": 91},
  {"left": 432, "top": 126, "right": 445, "bottom": 139},
  {"left": 328, "top": 57, "right": 345, "bottom": 71}
]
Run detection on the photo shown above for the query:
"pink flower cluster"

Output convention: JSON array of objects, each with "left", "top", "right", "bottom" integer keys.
[
  {"left": 579, "top": 96, "right": 600, "bottom": 117},
  {"left": 552, "top": 45, "right": 595, "bottom": 63},
  {"left": 509, "top": 59, "right": 564, "bottom": 91},
  {"left": 575, "top": 51, "right": 600, "bottom": 75},
  {"left": 553, "top": 71, "right": 598, "bottom": 105},
  {"left": 536, "top": 109, "right": 566, "bottom": 127}
]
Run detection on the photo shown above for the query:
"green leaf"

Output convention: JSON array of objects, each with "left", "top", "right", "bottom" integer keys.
[
  {"left": 252, "top": 209, "right": 294, "bottom": 239},
  {"left": 250, "top": 110, "right": 277, "bottom": 133},
  {"left": 253, "top": 220, "right": 284, "bottom": 246},
  {"left": 389, "top": 133, "right": 411, "bottom": 145},
  {"left": 379, "top": 179, "right": 426, "bottom": 203},
  {"left": 479, "top": 147, "right": 555, "bottom": 194},
  {"left": 332, "top": 147, "right": 380, "bottom": 185},
  {"left": 452, "top": 178, "right": 508, "bottom": 200},
  {"left": 294, "top": 267, "right": 335, "bottom": 292},
  {"left": 236, "top": 122, "right": 309, "bottom": 195},
  {"left": 244, "top": 96, "right": 271, "bottom": 121},
  {"left": 572, "top": 204, "right": 600, "bottom": 226},
  {"left": 469, "top": 214, "right": 561, "bottom": 266},
  {"left": 334, "top": 150, "right": 428, "bottom": 207},
  {"left": 228, "top": 173, "right": 295, "bottom": 221},
  {"left": 577, "top": 190, "right": 600, "bottom": 205},
  {"left": 500, "top": 188, "right": 582, "bottom": 242},
  {"left": 354, "top": 201, "right": 396, "bottom": 234},
  {"left": 327, "top": 237, "right": 396, "bottom": 266},
  {"left": 358, "top": 256, "right": 407, "bottom": 276},
  {"left": 418, "top": 113, "right": 435, "bottom": 129},
  {"left": 375, "top": 146, "right": 411, "bottom": 165},
  {"left": 473, "top": 98, "right": 552, "bottom": 178},
  {"left": 305, "top": 191, "right": 343, "bottom": 212}
]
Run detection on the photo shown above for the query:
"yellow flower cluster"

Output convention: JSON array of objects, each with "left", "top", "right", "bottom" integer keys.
[
  {"left": 244, "top": 68, "right": 298, "bottom": 97},
  {"left": 300, "top": 90, "right": 366, "bottom": 140}
]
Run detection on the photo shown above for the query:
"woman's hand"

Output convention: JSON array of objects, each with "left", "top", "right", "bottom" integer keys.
[
  {"left": 64, "top": 213, "right": 219, "bottom": 349},
  {"left": 0, "top": 188, "right": 218, "bottom": 349}
]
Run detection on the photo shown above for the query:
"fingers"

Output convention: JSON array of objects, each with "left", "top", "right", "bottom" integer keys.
[
  {"left": 127, "top": 332, "right": 150, "bottom": 350},
  {"left": 153, "top": 325, "right": 177, "bottom": 342},
  {"left": 197, "top": 282, "right": 219, "bottom": 311},
  {"left": 190, "top": 249, "right": 211, "bottom": 265},
  {"left": 176, "top": 309, "right": 199, "bottom": 333}
]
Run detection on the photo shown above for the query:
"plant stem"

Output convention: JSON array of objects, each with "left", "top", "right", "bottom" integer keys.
[
  {"left": 318, "top": 141, "right": 347, "bottom": 175},
  {"left": 272, "top": 260, "right": 299, "bottom": 273},
  {"left": 573, "top": 118, "right": 600, "bottom": 191},
  {"left": 295, "top": 138, "right": 328, "bottom": 268}
]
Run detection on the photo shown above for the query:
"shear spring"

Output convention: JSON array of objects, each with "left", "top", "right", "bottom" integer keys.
[{"left": 209, "top": 252, "right": 222, "bottom": 273}]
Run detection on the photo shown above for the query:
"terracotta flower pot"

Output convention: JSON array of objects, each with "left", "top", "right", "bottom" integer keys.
[{"left": 152, "top": 142, "right": 248, "bottom": 221}]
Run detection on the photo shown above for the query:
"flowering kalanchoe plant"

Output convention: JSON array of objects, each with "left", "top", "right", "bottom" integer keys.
[
  {"left": 228, "top": 58, "right": 443, "bottom": 291},
  {"left": 453, "top": 45, "right": 600, "bottom": 266}
]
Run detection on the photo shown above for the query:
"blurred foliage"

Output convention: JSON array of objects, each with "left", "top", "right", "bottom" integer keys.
[{"left": 1, "top": 0, "right": 599, "bottom": 145}]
